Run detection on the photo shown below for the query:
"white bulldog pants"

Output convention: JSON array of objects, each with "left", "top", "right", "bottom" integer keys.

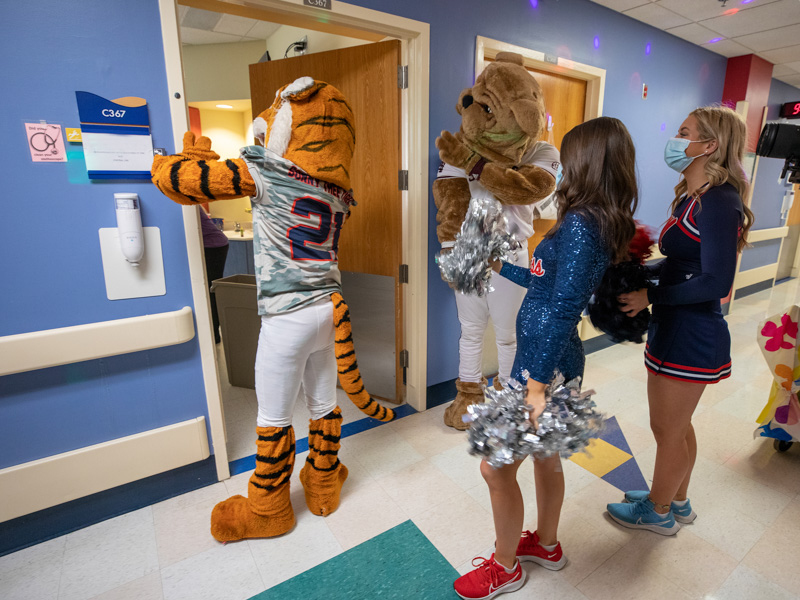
[
  {"left": 455, "top": 245, "right": 529, "bottom": 385},
  {"left": 254, "top": 300, "right": 338, "bottom": 427}
]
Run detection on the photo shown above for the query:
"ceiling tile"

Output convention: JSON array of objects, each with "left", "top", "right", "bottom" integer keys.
[
  {"left": 590, "top": 0, "right": 653, "bottom": 11},
  {"left": 666, "top": 22, "right": 727, "bottom": 45},
  {"left": 700, "top": 38, "right": 754, "bottom": 58},
  {"left": 772, "top": 64, "right": 799, "bottom": 77},
  {"left": 178, "top": 5, "right": 188, "bottom": 21},
  {"left": 180, "top": 28, "right": 244, "bottom": 46},
  {"left": 732, "top": 23, "right": 800, "bottom": 52},
  {"left": 700, "top": 0, "right": 800, "bottom": 39},
  {"left": 181, "top": 7, "right": 222, "bottom": 31},
  {"left": 758, "top": 44, "right": 800, "bottom": 64},
  {"left": 214, "top": 14, "right": 256, "bottom": 36},
  {"left": 783, "top": 61, "right": 800, "bottom": 72},
  {"left": 624, "top": 3, "right": 692, "bottom": 29},
  {"left": 248, "top": 21, "right": 283, "bottom": 40},
  {"left": 655, "top": 0, "right": 743, "bottom": 21},
  {"left": 775, "top": 73, "right": 800, "bottom": 88}
]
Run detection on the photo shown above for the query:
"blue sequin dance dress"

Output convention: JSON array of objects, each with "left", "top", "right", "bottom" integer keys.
[{"left": 499, "top": 211, "right": 610, "bottom": 384}]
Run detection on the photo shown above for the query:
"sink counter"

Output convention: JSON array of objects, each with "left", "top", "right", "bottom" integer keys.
[{"left": 224, "top": 230, "right": 253, "bottom": 241}]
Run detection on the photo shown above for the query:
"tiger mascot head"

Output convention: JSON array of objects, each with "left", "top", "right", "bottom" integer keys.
[{"left": 253, "top": 77, "right": 355, "bottom": 192}]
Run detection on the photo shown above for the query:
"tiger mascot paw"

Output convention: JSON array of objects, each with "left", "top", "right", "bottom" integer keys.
[
  {"left": 210, "top": 494, "right": 295, "bottom": 542},
  {"left": 210, "top": 425, "right": 297, "bottom": 542},
  {"left": 299, "top": 407, "right": 349, "bottom": 516}
]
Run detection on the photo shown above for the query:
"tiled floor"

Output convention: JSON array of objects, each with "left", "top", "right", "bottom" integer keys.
[{"left": 3, "top": 281, "right": 800, "bottom": 600}]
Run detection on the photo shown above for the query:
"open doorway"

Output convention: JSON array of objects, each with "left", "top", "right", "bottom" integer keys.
[{"left": 160, "top": 0, "right": 430, "bottom": 473}]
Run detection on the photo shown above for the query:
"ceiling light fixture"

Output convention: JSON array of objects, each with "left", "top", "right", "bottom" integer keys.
[{"left": 216, "top": 104, "right": 233, "bottom": 109}]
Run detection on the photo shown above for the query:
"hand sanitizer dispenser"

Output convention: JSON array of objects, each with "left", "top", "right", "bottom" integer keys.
[{"left": 114, "top": 193, "right": 144, "bottom": 266}]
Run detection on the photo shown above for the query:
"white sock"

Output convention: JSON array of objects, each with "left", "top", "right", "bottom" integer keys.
[
  {"left": 672, "top": 499, "right": 688, "bottom": 506},
  {"left": 541, "top": 542, "right": 557, "bottom": 552},
  {"left": 503, "top": 560, "right": 518, "bottom": 573}
]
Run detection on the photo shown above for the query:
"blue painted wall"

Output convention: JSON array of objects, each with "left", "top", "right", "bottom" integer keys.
[
  {"left": 739, "top": 79, "right": 800, "bottom": 272},
  {"left": 345, "top": 0, "right": 729, "bottom": 384},
  {"left": 0, "top": 1, "right": 208, "bottom": 468}
]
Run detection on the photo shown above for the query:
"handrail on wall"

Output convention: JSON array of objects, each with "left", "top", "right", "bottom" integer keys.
[{"left": 0, "top": 307, "right": 195, "bottom": 377}]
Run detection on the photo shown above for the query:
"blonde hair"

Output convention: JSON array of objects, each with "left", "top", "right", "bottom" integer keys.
[{"left": 671, "top": 105, "right": 754, "bottom": 252}]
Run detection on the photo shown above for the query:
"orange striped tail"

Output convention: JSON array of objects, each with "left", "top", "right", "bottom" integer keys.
[{"left": 331, "top": 292, "right": 395, "bottom": 422}]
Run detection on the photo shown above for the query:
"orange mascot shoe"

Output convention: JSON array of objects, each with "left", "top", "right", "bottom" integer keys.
[
  {"left": 299, "top": 407, "right": 349, "bottom": 516},
  {"left": 210, "top": 426, "right": 296, "bottom": 542}
]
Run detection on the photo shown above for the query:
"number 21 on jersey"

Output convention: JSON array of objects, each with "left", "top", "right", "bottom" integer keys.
[{"left": 286, "top": 196, "right": 345, "bottom": 261}]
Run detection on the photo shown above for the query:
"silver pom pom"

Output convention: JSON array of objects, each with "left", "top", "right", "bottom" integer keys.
[
  {"left": 437, "top": 196, "right": 522, "bottom": 296},
  {"left": 465, "top": 371, "right": 605, "bottom": 468}
]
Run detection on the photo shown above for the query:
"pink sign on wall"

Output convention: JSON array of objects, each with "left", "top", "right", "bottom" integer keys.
[{"left": 25, "top": 123, "right": 67, "bottom": 162}]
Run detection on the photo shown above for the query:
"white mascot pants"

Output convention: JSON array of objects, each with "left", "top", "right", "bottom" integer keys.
[
  {"left": 455, "top": 243, "right": 528, "bottom": 385},
  {"left": 254, "top": 300, "right": 338, "bottom": 427}
]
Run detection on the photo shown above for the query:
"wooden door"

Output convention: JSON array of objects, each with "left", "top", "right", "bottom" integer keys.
[
  {"left": 526, "top": 69, "right": 587, "bottom": 255},
  {"left": 249, "top": 40, "right": 404, "bottom": 402}
]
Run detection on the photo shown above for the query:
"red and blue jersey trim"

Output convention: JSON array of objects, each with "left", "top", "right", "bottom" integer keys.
[{"left": 659, "top": 195, "right": 704, "bottom": 249}]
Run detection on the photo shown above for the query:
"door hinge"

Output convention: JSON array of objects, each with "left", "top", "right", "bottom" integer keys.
[
  {"left": 397, "top": 65, "right": 409, "bottom": 89},
  {"left": 399, "top": 263, "right": 409, "bottom": 283},
  {"left": 400, "top": 349, "right": 409, "bottom": 369},
  {"left": 398, "top": 169, "right": 408, "bottom": 191}
]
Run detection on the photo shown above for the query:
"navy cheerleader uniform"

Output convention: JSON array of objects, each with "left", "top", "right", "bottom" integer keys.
[
  {"left": 645, "top": 183, "right": 744, "bottom": 384},
  {"left": 500, "top": 211, "right": 610, "bottom": 384}
]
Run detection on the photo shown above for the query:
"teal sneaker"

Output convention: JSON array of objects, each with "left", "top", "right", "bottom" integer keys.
[
  {"left": 623, "top": 491, "right": 697, "bottom": 524},
  {"left": 607, "top": 498, "right": 681, "bottom": 535}
]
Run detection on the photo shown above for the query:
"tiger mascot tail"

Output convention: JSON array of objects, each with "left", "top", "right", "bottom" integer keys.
[
  {"left": 151, "top": 76, "right": 392, "bottom": 542},
  {"left": 332, "top": 292, "right": 394, "bottom": 421}
]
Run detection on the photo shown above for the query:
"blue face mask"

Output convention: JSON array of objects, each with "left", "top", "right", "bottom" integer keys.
[
  {"left": 664, "top": 137, "right": 709, "bottom": 173},
  {"left": 555, "top": 163, "right": 563, "bottom": 188}
]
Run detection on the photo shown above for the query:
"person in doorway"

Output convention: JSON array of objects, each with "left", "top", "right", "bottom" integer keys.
[
  {"left": 454, "top": 117, "right": 638, "bottom": 599},
  {"left": 434, "top": 52, "right": 559, "bottom": 430},
  {"left": 607, "top": 105, "right": 754, "bottom": 534},
  {"left": 199, "top": 208, "right": 229, "bottom": 344}
]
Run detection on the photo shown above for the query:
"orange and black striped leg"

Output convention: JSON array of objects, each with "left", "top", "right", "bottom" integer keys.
[
  {"left": 299, "top": 408, "right": 349, "bottom": 516},
  {"left": 210, "top": 426, "right": 296, "bottom": 542}
]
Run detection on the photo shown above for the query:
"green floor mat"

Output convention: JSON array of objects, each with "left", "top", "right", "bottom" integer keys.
[{"left": 250, "top": 520, "right": 460, "bottom": 600}]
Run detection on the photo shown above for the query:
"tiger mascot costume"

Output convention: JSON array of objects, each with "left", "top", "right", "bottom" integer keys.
[{"left": 152, "top": 76, "right": 394, "bottom": 542}]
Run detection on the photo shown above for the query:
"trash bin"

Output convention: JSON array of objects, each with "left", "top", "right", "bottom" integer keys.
[{"left": 211, "top": 274, "right": 260, "bottom": 389}]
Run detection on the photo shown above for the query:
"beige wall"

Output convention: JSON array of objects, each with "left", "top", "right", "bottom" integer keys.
[
  {"left": 265, "top": 25, "right": 370, "bottom": 60},
  {"left": 194, "top": 107, "right": 252, "bottom": 225},
  {"left": 183, "top": 39, "right": 266, "bottom": 102}
]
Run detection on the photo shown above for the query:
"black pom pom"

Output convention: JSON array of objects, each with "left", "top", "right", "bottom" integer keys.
[{"left": 588, "top": 261, "right": 651, "bottom": 343}]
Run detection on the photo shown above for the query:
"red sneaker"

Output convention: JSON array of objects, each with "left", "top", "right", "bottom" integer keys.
[
  {"left": 454, "top": 553, "right": 526, "bottom": 599},
  {"left": 516, "top": 530, "right": 567, "bottom": 570}
]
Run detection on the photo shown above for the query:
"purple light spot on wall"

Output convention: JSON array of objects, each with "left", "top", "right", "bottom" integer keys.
[
  {"left": 594, "top": 36, "right": 600, "bottom": 49},
  {"left": 709, "top": 37, "right": 723, "bottom": 44},
  {"left": 529, "top": 0, "right": 538, "bottom": 7},
  {"left": 645, "top": 43, "right": 651, "bottom": 55},
  {"left": 661, "top": 123, "right": 666, "bottom": 131}
]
